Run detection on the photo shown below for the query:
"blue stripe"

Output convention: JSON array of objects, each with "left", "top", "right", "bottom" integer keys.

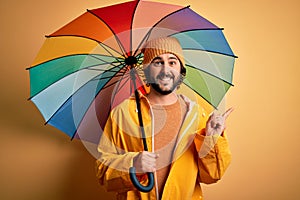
[
  {"left": 173, "top": 29, "right": 235, "bottom": 57},
  {"left": 47, "top": 69, "right": 120, "bottom": 137}
]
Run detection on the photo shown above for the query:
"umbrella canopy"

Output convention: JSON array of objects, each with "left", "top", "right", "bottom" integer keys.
[{"left": 28, "top": 0, "right": 236, "bottom": 144}]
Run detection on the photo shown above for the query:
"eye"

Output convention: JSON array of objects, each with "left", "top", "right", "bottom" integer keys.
[
  {"left": 152, "top": 61, "right": 163, "bottom": 67},
  {"left": 169, "top": 60, "right": 178, "bottom": 66}
]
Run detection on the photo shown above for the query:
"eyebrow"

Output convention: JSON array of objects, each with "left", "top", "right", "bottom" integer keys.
[
  {"left": 152, "top": 57, "right": 162, "bottom": 61},
  {"left": 152, "top": 56, "right": 179, "bottom": 61}
]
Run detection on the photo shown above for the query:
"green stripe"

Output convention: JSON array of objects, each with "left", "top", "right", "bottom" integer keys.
[
  {"left": 184, "top": 67, "right": 231, "bottom": 108},
  {"left": 29, "top": 54, "right": 120, "bottom": 97}
]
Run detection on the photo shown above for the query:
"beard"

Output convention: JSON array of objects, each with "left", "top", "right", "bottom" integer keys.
[{"left": 149, "top": 73, "right": 182, "bottom": 95}]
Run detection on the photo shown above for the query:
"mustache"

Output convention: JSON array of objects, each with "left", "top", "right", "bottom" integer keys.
[{"left": 156, "top": 72, "right": 174, "bottom": 79}]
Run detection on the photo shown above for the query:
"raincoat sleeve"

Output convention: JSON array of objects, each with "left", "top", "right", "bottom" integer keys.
[
  {"left": 194, "top": 110, "right": 232, "bottom": 184},
  {"left": 95, "top": 114, "right": 139, "bottom": 192}
]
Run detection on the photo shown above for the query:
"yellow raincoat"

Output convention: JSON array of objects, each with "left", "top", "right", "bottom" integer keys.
[{"left": 96, "top": 93, "right": 231, "bottom": 200}]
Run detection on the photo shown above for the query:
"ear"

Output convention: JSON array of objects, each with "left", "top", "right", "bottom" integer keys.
[{"left": 180, "top": 65, "right": 186, "bottom": 77}]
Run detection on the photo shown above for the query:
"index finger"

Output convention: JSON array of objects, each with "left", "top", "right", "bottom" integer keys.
[
  {"left": 143, "top": 151, "right": 159, "bottom": 158},
  {"left": 222, "top": 107, "right": 234, "bottom": 119}
]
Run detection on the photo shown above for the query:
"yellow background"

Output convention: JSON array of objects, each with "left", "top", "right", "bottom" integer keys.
[{"left": 1, "top": 0, "right": 300, "bottom": 199}]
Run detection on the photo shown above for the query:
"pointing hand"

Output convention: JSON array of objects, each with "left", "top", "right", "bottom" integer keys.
[{"left": 205, "top": 108, "right": 234, "bottom": 136}]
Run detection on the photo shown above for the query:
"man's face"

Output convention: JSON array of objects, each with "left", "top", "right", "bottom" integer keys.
[{"left": 147, "top": 53, "right": 182, "bottom": 95}]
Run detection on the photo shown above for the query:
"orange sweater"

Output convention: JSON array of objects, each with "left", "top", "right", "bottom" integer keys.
[{"left": 152, "top": 98, "right": 187, "bottom": 197}]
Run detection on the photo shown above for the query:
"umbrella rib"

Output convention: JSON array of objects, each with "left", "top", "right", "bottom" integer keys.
[
  {"left": 184, "top": 48, "right": 237, "bottom": 58},
  {"left": 74, "top": 1, "right": 144, "bottom": 141},
  {"left": 133, "top": 5, "right": 190, "bottom": 56},
  {"left": 27, "top": 53, "right": 121, "bottom": 70},
  {"left": 28, "top": 62, "right": 124, "bottom": 100},
  {"left": 129, "top": 0, "right": 141, "bottom": 56},
  {"left": 100, "top": 72, "right": 130, "bottom": 90},
  {"left": 95, "top": 42, "right": 127, "bottom": 64},
  {"left": 133, "top": 8, "right": 238, "bottom": 59},
  {"left": 83, "top": 63, "right": 121, "bottom": 73},
  {"left": 43, "top": 64, "right": 125, "bottom": 127},
  {"left": 28, "top": 61, "right": 124, "bottom": 99},
  {"left": 87, "top": 10, "right": 127, "bottom": 57},
  {"left": 170, "top": 30, "right": 237, "bottom": 58},
  {"left": 107, "top": 72, "right": 132, "bottom": 112},
  {"left": 112, "top": 72, "right": 131, "bottom": 93},
  {"left": 45, "top": 34, "right": 124, "bottom": 58},
  {"left": 74, "top": 73, "right": 131, "bottom": 141},
  {"left": 186, "top": 64, "right": 234, "bottom": 86},
  {"left": 183, "top": 83, "right": 218, "bottom": 110},
  {"left": 86, "top": 67, "right": 120, "bottom": 73},
  {"left": 70, "top": 69, "right": 129, "bottom": 140},
  {"left": 93, "top": 73, "right": 128, "bottom": 81},
  {"left": 87, "top": 54, "right": 125, "bottom": 70}
]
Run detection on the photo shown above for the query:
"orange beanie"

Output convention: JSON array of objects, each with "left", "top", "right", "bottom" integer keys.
[{"left": 141, "top": 37, "right": 185, "bottom": 69}]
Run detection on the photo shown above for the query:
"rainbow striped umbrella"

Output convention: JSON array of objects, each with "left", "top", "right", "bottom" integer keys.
[
  {"left": 28, "top": 0, "right": 236, "bottom": 149},
  {"left": 28, "top": 0, "right": 236, "bottom": 192}
]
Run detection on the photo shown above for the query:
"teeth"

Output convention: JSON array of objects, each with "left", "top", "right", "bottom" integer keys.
[{"left": 159, "top": 76, "right": 172, "bottom": 80}]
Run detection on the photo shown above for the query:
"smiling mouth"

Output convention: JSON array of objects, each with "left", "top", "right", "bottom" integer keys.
[
  {"left": 150, "top": 74, "right": 178, "bottom": 95},
  {"left": 159, "top": 76, "right": 172, "bottom": 81},
  {"left": 157, "top": 73, "right": 173, "bottom": 81},
  {"left": 157, "top": 76, "right": 173, "bottom": 86}
]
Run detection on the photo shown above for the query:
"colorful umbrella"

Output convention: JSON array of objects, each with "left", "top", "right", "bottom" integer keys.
[{"left": 28, "top": 0, "right": 236, "bottom": 192}]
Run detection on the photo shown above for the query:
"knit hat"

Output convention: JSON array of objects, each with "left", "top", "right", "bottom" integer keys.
[{"left": 141, "top": 37, "right": 185, "bottom": 69}]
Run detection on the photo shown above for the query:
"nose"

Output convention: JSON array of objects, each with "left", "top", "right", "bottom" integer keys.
[{"left": 160, "top": 63, "right": 171, "bottom": 74}]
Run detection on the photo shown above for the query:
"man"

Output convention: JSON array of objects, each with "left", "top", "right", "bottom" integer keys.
[{"left": 96, "top": 37, "right": 232, "bottom": 199}]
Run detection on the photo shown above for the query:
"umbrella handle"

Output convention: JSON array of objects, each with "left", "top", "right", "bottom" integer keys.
[
  {"left": 129, "top": 69, "right": 154, "bottom": 192},
  {"left": 129, "top": 167, "right": 154, "bottom": 192}
]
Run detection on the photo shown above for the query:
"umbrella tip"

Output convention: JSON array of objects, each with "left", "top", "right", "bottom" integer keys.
[{"left": 125, "top": 56, "right": 138, "bottom": 67}]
